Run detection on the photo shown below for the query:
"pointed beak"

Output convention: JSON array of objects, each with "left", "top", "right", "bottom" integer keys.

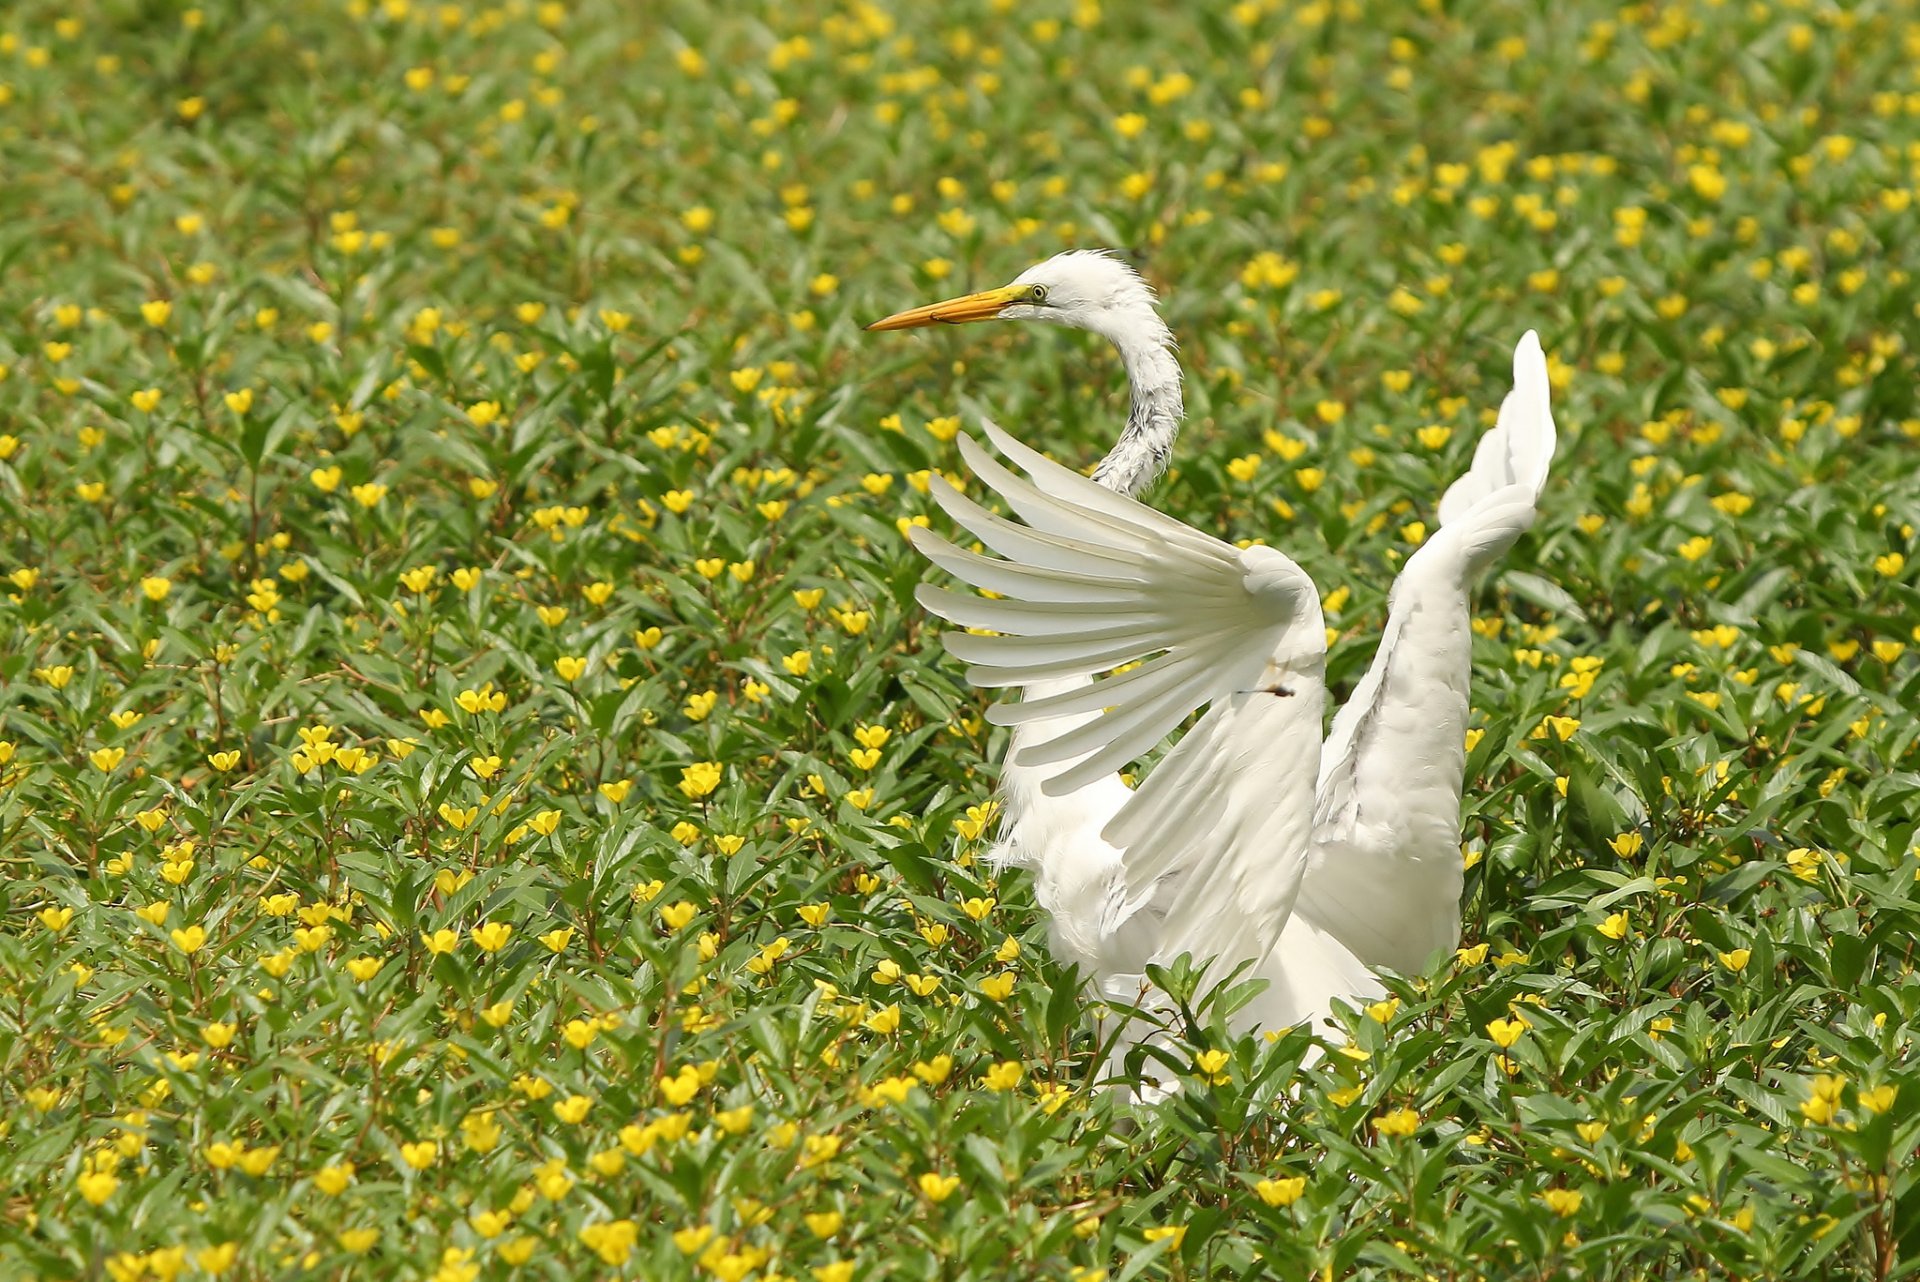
[{"left": 865, "top": 284, "right": 1028, "bottom": 331}]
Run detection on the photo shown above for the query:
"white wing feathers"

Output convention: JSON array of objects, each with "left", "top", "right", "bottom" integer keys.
[
  {"left": 912, "top": 422, "right": 1323, "bottom": 798},
  {"left": 1302, "top": 331, "right": 1556, "bottom": 974},
  {"left": 1436, "top": 330, "right": 1556, "bottom": 527},
  {"left": 1103, "top": 690, "right": 1326, "bottom": 969},
  {"left": 1315, "top": 329, "right": 1557, "bottom": 810},
  {"left": 909, "top": 422, "right": 1329, "bottom": 969}
]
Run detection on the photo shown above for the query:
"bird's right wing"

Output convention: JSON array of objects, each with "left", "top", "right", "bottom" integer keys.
[{"left": 910, "top": 422, "right": 1328, "bottom": 968}]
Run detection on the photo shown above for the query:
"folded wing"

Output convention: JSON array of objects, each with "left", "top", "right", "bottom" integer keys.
[{"left": 1303, "top": 331, "right": 1556, "bottom": 973}]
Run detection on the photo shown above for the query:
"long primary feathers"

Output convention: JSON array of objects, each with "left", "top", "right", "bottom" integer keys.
[
  {"left": 907, "top": 423, "right": 1328, "bottom": 973},
  {"left": 1436, "top": 331, "right": 1556, "bottom": 528},
  {"left": 913, "top": 423, "right": 1320, "bottom": 797},
  {"left": 1301, "top": 331, "right": 1557, "bottom": 974}
]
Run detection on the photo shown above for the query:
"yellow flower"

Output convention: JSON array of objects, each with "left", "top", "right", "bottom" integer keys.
[
  {"left": 640, "top": 1066, "right": 700, "bottom": 1112},
  {"left": 980, "top": 1060, "right": 1023, "bottom": 1092},
  {"left": 89, "top": 746, "right": 127, "bottom": 772},
  {"left": 335, "top": 1229, "right": 378, "bottom": 1254},
  {"left": 140, "top": 576, "right": 172, "bottom": 601},
  {"left": 1597, "top": 911, "right": 1630, "bottom": 941},
  {"left": 422, "top": 928, "right": 460, "bottom": 955},
  {"left": 238, "top": 1145, "right": 279, "bottom": 1176},
  {"left": 1608, "top": 832, "right": 1644, "bottom": 858},
  {"left": 978, "top": 972, "right": 1016, "bottom": 1002},
  {"left": 1371, "top": 1107, "right": 1420, "bottom": 1138},
  {"left": 1254, "top": 1176, "right": 1306, "bottom": 1207},
  {"left": 470, "top": 922, "right": 512, "bottom": 952},
  {"left": 75, "top": 1169, "right": 118, "bottom": 1205},
  {"left": 1718, "top": 948, "right": 1751, "bottom": 971},
  {"left": 672, "top": 1225, "right": 714, "bottom": 1255},
  {"left": 1486, "top": 1016, "right": 1527, "bottom": 1048},
  {"left": 400, "top": 1140, "right": 438, "bottom": 1170},
  {"left": 170, "top": 925, "right": 208, "bottom": 954},
  {"left": 1540, "top": 1188, "right": 1583, "bottom": 1217},
  {"left": 314, "top": 1161, "right": 355, "bottom": 1194},
  {"left": 579, "top": 1220, "right": 638, "bottom": 1266},
  {"left": 679, "top": 761, "right": 722, "bottom": 798},
  {"left": 196, "top": 1244, "right": 238, "bottom": 1275},
  {"left": 798, "top": 1134, "right": 842, "bottom": 1170},
  {"left": 1538, "top": 715, "right": 1581, "bottom": 741},
  {"left": 1193, "top": 1048, "right": 1232, "bottom": 1085},
  {"left": 660, "top": 902, "right": 698, "bottom": 930},
  {"left": 917, "top": 1172, "right": 961, "bottom": 1202},
  {"left": 1687, "top": 164, "right": 1727, "bottom": 200},
  {"left": 554, "top": 655, "right": 587, "bottom": 682}
]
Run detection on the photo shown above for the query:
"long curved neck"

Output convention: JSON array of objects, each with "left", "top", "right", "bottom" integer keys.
[{"left": 1089, "top": 331, "right": 1183, "bottom": 497}]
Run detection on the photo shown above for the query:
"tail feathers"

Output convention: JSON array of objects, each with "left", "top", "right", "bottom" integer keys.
[{"left": 1437, "top": 330, "right": 1556, "bottom": 528}]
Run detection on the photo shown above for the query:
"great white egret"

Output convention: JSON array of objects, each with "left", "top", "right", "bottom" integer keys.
[{"left": 869, "top": 251, "right": 1556, "bottom": 1085}]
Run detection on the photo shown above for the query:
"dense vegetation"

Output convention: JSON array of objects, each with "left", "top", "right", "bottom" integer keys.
[{"left": 3, "top": 0, "right": 1918, "bottom": 1277}]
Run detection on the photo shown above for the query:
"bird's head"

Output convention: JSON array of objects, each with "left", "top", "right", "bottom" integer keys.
[{"left": 866, "top": 249, "right": 1170, "bottom": 353}]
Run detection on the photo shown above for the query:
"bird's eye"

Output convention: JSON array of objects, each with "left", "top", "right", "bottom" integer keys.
[{"left": 1029, "top": 284, "right": 1048, "bottom": 303}]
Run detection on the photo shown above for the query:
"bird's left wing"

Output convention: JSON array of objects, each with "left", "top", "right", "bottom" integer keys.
[
  {"left": 910, "top": 423, "right": 1328, "bottom": 966},
  {"left": 1299, "top": 331, "right": 1556, "bottom": 973}
]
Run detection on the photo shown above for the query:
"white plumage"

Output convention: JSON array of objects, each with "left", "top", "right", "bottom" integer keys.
[{"left": 868, "top": 254, "right": 1558, "bottom": 1091}]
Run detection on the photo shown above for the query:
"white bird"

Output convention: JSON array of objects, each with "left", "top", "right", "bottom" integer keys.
[{"left": 868, "top": 251, "right": 1556, "bottom": 1083}]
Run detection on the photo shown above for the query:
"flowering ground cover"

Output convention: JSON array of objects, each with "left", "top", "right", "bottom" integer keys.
[{"left": 3, "top": 0, "right": 1919, "bottom": 1278}]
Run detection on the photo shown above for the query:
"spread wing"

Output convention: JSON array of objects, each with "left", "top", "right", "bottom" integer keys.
[{"left": 910, "top": 422, "right": 1328, "bottom": 967}]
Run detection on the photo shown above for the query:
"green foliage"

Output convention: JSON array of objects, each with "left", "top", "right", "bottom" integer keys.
[{"left": 2, "top": 0, "right": 1919, "bottom": 1278}]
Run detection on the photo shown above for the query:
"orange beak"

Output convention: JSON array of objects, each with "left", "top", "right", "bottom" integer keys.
[{"left": 865, "top": 284, "right": 1028, "bottom": 331}]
